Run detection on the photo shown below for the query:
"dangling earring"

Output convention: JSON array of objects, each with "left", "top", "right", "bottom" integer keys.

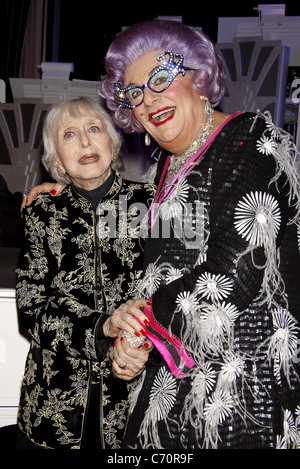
[
  {"left": 145, "top": 133, "right": 151, "bottom": 146},
  {"left": 200, "top": 96, "right": 212, "bottom": 116},
  {"left": 54, "top": 161, "right": 66, "bottom": 178},
  {"left": 57, "top": 167, "right": 66, "bottom": 178}
]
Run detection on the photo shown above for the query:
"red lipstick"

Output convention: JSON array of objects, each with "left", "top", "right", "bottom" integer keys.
[
  {"left": 79, "top": 153, "right": 99, "bottom": 165},
  {"left": 148, "top": 107, "right": 176, "bottom": 127}
]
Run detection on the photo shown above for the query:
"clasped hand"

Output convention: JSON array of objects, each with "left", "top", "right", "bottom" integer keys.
[
  {"left": 21, "top": 187, "right": 154, "bottom": 381},
  {"left": 103, "top": 299, "right": 153, "bottom": 381}
]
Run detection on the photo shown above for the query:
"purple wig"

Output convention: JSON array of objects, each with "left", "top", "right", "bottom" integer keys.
[{"left": 97, "top": 20, "right": 226, "bottom": 133}]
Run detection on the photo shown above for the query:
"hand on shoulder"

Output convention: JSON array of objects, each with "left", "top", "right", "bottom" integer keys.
[{"left": 21, "top": 182, "right": 66, "bottom": 214}]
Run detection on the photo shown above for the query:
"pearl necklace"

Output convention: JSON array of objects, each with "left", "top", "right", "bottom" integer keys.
[{"left": 166, "top": 100, "right": 214, "bottom": 185}]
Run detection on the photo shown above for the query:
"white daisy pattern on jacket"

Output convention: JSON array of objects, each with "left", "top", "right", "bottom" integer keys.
[
  {"left": 175, "top": 291, "right": 198, "bottom": 315},
  {"left": 139, "top": 261, "right": 163, "bottom": 296},
  {"left": 148, "top": 367, "right": 177, "bottom": 421},
  {"left": 192, "top": 363, "right": 217, "bottom": 400},
  {"left": 199, "top": 301, "right": 240, "bottom": 353},
  {"left": 267, "top": 307, "right": 299, "bottom": 380},
  {"left": 137, "top": 367, "right": 177, "bottom": 448},
  {"left": 256, "top": 135, "right": 277, "bottom": 155},
  {"left": 165, "top": 266, "right": 184, "bottom": 284},
  {"left": 234, "top": 191, "right": 281, "bottom": 246},
  {"left": 276, "top": 408, "right": 300, "bottom": 449},
  {"left": 218, "top": 352, "right": 244, "bottom": 386},
  {"left": 160, "top": 178, "right": 189, "bottom": 220},
  {"left": 203, "top": 389, "right": 234, "bottom": 448},
  {"left": 196, "top": 272, "right": 233, "bottom": 301}
]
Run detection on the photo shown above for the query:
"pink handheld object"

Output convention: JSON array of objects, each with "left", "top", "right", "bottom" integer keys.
[{"left": 138, "top": 306, "right": 195, "bottom": 379}]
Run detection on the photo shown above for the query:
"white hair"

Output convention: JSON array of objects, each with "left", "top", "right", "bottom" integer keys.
[{"left": 41, "top": 96, "right": 122, "bottom": 184}]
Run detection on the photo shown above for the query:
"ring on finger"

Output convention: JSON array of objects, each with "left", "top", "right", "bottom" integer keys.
[
  {"left": 121, "top": 330, "right": 146, "bottom": 347},
  {"left": 123, "top": 305, "right": 128, "bottom": 313}
]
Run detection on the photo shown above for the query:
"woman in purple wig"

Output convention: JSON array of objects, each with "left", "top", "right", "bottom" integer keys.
[{"left": 24, "top": 20, "right": 300, "bottom": 449}]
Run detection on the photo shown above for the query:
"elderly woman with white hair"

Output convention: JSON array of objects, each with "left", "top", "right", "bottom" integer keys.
[{"left": 15, "top": 96, "right": 155, "bottom": 449}]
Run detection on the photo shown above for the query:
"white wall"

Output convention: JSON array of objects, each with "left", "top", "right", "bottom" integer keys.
[{"left": 0, "top": 289, "right": 29, "bottom": 427}]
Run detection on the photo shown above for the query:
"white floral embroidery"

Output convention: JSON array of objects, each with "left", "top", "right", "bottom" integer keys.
[
  {"left": 149, "top": 367, "right": 177, "bottom": 421},
  {"left": 267, "top": 308, "right": 299, "bottom": 381},
  {"left": 234, "top": 191, "right": 281, "bottom": 246},
  {"left": 160, "top": 178, "right": 189, "bottom": 220},
  {"left": 218, "top": 353, "right": 243, "bottom": 385},
  {"left": 195, "top": 248, "right": 208, "bottom": 266},
  {"left": 199, "top": 301, "right": 240, "bottom": 353},
  {"left": 138, "top": 367, "right": 177, "bottom": 448},
  {"left": 256, "top": 135, "right": 277, "bottom": 155},
  {"left": 276, "top": 408, "right": 300, "bottom": 449},
  {"left": 193, "top": 363, "right": 217, "bottom": 398},
  {"left": 203, "top": 389, "right": 234, "bottom": 448},
  {"left": 201, "top": 301, "right": 240, "bottom": 333},
  {"left": 263, "top": 118, "right": 280, "bottom": 138},
  {"left": 140, "top": 262, "right": 163, "bottom": 296},
  {"left": 165, "top": 267, "right": 184, "bottom": 284},
  {"left": 180, "top": 363, "right": 217, "bottom": 439},
  {"left": 175, "top": 291, "right": 198, "bottom": 315},
  {"left": 255, "top": 111, "right": 300, "bottom": 225},
  {"left": 196, "top": 272, "right": 233, "bottom": 301},
  {"left": 204, "top": 389, "right": 233, "bottom": 424}
]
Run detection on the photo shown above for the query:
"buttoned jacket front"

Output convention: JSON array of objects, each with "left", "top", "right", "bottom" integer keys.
[{"left": 16, "top": 172, "right": 155, "bottom": 449}]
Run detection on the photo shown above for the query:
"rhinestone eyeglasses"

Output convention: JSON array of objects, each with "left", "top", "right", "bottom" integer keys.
[{"left": 114, "top": 51, "right": 191, "bottom": 109}]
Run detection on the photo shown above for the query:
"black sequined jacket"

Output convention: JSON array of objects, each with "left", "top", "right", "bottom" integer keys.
[
  {"left": 123, "top": 112, "right": 300, "bottom": 449},
  {"left": 16, "top": 172, "right": 155, "bottom": 449}
]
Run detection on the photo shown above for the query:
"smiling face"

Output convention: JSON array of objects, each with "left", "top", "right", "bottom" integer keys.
[
  {"left": 55, "top": 107, "right": 113, "bottom": 190},
  {"left": 124, "top": 50, "right": 207, "bottom": 155}
]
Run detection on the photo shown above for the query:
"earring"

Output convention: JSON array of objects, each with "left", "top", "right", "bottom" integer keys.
[
  {"left": 57, "top": 167, "right": 66, "bottom": 178},
  {"left": 200, "top": 96, "right": 212, "bottom": 116},
  {"left": 204, "top": 99, "right": 213, "bottom": 116},
  {"left": 145, "top": 133, "right": 151, "bottom": 146},
  {"left": 54, "top": 162, "right": 66, "bottom": 178}
]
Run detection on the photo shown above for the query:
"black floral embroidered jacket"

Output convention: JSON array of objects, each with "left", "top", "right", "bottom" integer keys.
[{"left": 16, "top": 172, "right": 155, "bottom": 449}]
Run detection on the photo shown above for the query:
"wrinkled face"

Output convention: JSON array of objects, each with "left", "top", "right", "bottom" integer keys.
[
  {"left": 124, "top": 50, "right": 206, "bottom": 154},
  {"left": 55, "top": 108, "right": 113, "bottom": 190}
]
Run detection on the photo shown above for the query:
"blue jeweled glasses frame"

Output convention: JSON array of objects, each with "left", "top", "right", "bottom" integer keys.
[{"left": 114, "top": 51, "right": 190, "bottom": 109}]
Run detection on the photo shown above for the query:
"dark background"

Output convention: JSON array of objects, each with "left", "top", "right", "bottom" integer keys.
[
  {"left": 56, "top": 1, "right": 300, "bottom": 80},
  {"left": 2, "top": 0, "right": 299, "bottom": 88}
]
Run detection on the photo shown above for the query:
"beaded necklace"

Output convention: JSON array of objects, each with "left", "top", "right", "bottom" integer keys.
[{"left": 166, "top": 100, "right": 214, "bottom": 185}]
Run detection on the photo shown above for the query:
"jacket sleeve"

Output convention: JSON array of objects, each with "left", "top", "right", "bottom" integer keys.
[
  {"left": 16, "top": 204, "right": 53, "bottom": 339},
  {"left": 150, "top": 114, "right": 297, "bottom": 361},
  {"left": 16, "top": 200, "right": 109, "bottom": 362}
]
